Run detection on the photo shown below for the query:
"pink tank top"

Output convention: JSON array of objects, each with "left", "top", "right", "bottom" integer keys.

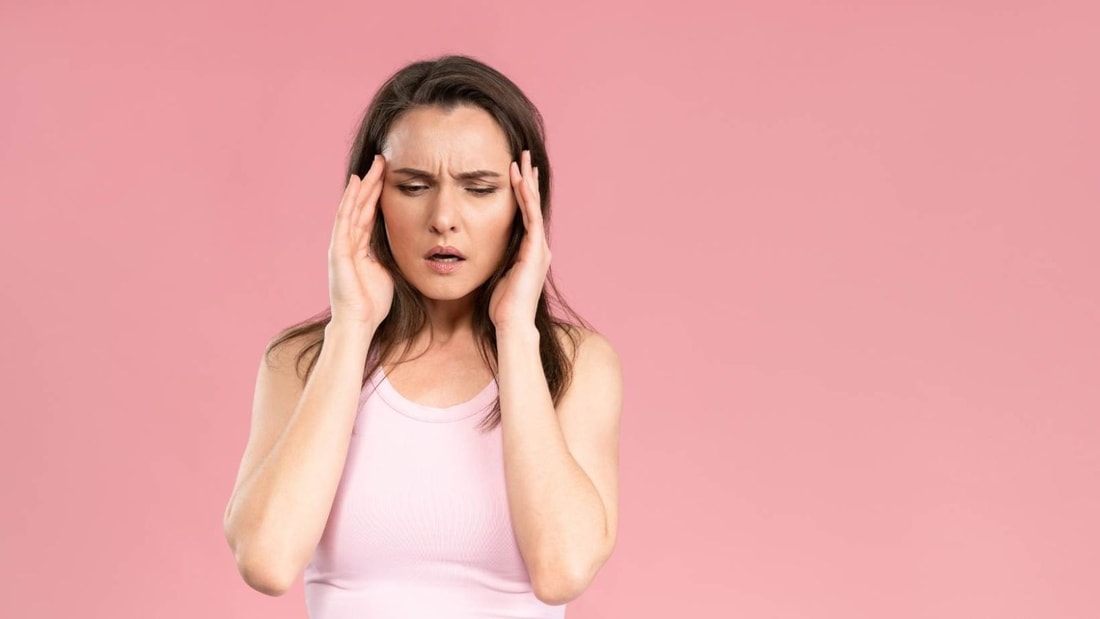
[{"left": 303, "top": 363, "right": 567, "bottom": 618}]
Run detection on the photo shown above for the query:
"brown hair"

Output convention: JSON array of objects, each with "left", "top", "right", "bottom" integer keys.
[{"left": 265, "top": 54, "right": 594, "bottom": 432}]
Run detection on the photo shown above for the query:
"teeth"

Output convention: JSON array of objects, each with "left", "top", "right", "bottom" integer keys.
[{"left": 431, "top": 256, "right": 460, "bottom": 261}]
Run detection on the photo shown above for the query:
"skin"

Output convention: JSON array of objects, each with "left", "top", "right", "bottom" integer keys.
[
  {"left": 375, "top": 103, "right": 523, "bottom": 398},
  {"left": 375, "top": 103, "right": 622, "bottom": 604},
  {"left": 222, "top": 103, "right": 617, "bottom": 602},
  {"left": 379, "top": 103, "right": 517, "bottom": 343}
]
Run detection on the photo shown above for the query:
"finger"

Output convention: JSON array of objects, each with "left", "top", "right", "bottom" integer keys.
[
  {"left": 357, "top": 169, "right": 385, "bottom": 257},
  {"left": 523, "top": 150, "right": 537, "bottom": 198},
  {"left": 516, "top": 154, "right": 545, "bottom": 242},
  {"left": 350, "top": 156, "right": 378, "bottom": 231},
  {"left": 333, "top": 174, "right": 361, "bottom": 251},
  {"left": 521, "top": 152, "right": 541, "bottom": 217},
  {"left": 530, "top": 165, "right": 544, "bottom": 223},
  {"left": 519, "top": 168, "right": 548, "bottom": 252},
  {"left": 511, "top": 160, "right": 530, "bottom": 231},
  {"left": 529, "top": 169, "right": 546, "bottom": 245},
  {"left": 353, "top": 155, "right": 385, "bottom": 241}
]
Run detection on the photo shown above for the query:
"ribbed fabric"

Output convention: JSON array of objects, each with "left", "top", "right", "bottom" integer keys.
[{"left": 303, "top": 363, "right": 567, "bottom": 619}]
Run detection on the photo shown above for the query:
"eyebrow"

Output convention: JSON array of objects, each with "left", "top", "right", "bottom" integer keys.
[{"left": 391, "top": 167, "right": 502, "bottom": 181}]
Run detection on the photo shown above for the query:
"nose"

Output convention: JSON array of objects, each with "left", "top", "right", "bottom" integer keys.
[{"left": 428, "top": 184, "right": 460, "bottom": 233}]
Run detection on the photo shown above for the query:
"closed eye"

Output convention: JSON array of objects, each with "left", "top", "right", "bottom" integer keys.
[{"left": 398, "top": 184, "right": 497, "bottom": 196}]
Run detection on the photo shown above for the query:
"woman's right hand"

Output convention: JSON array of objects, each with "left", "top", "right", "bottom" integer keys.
[{"left": 328, "top": 154, "right": 394, "bottom": 329}]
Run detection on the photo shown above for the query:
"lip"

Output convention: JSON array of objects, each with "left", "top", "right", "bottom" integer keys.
[
  {"left": 425, "top": 256, "right": 465, "bottom": 274},
  {"left": 424, "top": 244, "right": 467, "bottom": 259}
]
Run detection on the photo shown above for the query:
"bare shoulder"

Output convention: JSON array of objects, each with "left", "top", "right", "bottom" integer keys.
[
  {"left": 550, "top": 324, "right": 624, "bottom": 427},
  {"left": 551, "top": 323, "right": 621, "bottom": 378},
  {"left": 225, "top": 330, "right": 320, "bottom": 524},
  {"left": 549, "top": 322, "right": 623, "bottom": 574},
  {"left": 263, "top": 330, "right": 323, "bottom": 387}
]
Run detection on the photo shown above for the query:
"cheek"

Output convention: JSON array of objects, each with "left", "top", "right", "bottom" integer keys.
[
  {"left": 377, "top": 200, "right": 411, "bottom": 245},
  {"left": 492, "top": 216, "right": 519, "bottom": 253},
  {"left": 479, "top": 206, "right": 515, "bottom": 239}
]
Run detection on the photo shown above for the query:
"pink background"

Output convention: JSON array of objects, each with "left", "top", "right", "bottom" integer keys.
[{"left": 2, "top": 1, "right": 1097, "bottom": 617}]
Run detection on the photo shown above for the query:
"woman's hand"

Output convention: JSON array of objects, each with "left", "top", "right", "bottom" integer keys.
[
  {"left": 490, "top": 149, "right": 551, "bottom": 332},
  {"left": 328, "top": 154, "right": 394, "bottom": 329}
]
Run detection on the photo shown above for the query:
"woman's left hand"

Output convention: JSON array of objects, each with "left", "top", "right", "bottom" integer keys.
[{"left": 490, "top": 149, "right": 550, "bottom": 332}]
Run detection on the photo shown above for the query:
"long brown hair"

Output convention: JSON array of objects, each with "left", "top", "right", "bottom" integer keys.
[{"left": 265, "top": 54, "right": 594, "bottom": 433}]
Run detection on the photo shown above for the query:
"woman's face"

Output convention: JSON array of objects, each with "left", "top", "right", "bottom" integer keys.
[{"left": 378, "top": 104, "right": 517, "bottom": 301}]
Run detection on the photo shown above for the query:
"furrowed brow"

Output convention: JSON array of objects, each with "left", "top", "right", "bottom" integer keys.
[{"left": 392, "top": 167, "right": 502, "bottom": 181}]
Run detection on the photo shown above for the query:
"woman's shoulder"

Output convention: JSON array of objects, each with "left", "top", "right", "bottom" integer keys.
[{"left": 550, "top": 323, "right": 618, "bottom": 367}]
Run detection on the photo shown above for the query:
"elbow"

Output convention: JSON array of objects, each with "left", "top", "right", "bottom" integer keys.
[
  {"left": 237, "top": 558, "right": 295, "bottom": 597},
  {"left": 224, "top": 521, "right": 297, "bottom": 597},
  {"left": 531, "top": 540, "right": 615, "bottom": 606},
  {"left": 532, "top": 575, "right": 582, "bottom": 607},
  {"left": 530, "top": 562, "right": 593, "bottom": 606}
]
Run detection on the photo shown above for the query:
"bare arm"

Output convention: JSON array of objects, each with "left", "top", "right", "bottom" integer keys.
[
  {"left": 496, "top": 325, "right": 622, "bottom": 605},
  {"left": 223, "top": 320, "right": 374, "bottom": 596}
]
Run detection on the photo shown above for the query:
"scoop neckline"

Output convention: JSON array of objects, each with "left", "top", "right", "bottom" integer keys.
[{"left": 370, "top": 366, "right": 498, "bottom": 423}]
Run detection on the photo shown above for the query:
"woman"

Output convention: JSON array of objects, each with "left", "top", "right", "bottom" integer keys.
[{"left": 222, "top": 54, "right": 623, "bottom": 617}]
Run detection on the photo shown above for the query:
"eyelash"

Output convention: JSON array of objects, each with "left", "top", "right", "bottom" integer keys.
[{"left": 397, "top": 185, "right": 497, "bottom": 196}]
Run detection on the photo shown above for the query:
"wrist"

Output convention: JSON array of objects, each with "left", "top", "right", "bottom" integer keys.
[
  {"left": 494, "top": 322, "right": 539, "bottom": 341},
  {"left": 326, "top": 319, "right": 377, "bottom": 343}
]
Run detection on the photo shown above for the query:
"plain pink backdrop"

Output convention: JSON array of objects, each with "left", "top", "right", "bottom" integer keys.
[{"left": 2, "top": 1, "right": 1097, "bottom": 617}]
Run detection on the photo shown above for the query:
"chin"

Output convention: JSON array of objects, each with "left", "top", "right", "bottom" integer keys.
[{"left": 410, "top": 277, "right": 479, "bottom": 301}]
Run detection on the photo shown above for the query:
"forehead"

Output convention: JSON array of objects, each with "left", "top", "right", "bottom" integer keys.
[{"left": 382, "top": 104, "right": 511, "bottom": 166}]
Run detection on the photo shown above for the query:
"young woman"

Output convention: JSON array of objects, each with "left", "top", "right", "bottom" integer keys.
[{"left": 222, "top": 55, "right": 623, "bottom": 617}]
